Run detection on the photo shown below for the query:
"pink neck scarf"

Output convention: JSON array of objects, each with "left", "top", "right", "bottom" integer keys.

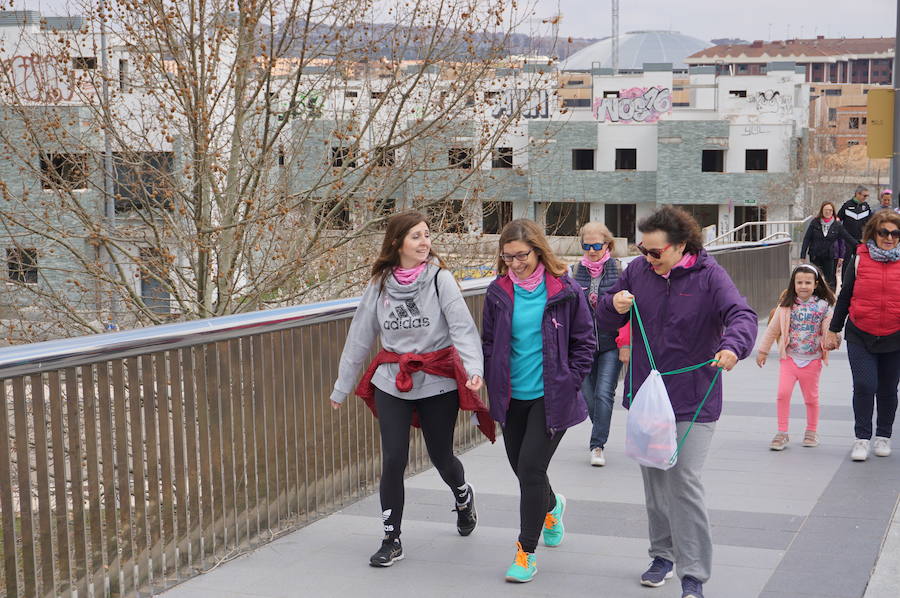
[
  {"left": 393, "top": 261, "right": 427, "bottom": 285},
  {"left": 822, "top": 216, "right": 834, "bottom": 223},
  {"left": 661, "top": 252, "right": 698, "bottom": 279},
  {"left": 581, "top": 252, "right": 611, "bottom": 278},
  {"left": 508, "top": 262, "right": 545, "bottom": 292}
]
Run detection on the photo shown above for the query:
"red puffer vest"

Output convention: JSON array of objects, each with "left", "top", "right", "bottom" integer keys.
[{"left": 848, "top": 244, "right": 900, "bottom": 337}]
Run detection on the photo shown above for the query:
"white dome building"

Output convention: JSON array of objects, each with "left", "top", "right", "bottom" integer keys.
[{"left": 563, "top": 30, "right": 712, "bottom": 72}]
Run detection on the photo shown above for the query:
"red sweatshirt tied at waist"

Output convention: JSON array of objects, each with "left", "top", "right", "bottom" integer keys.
[{"left": 354, "top": 346, "right": 496, "bottom": 442}]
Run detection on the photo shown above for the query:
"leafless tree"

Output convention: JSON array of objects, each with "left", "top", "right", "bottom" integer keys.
[{"left": 0, "top": 0, "right": 558, "bottom": 341}]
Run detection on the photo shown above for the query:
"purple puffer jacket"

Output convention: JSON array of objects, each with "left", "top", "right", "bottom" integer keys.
[
  {"left": 596, "top": 250, "right": 758, "bottom": 423},
  {"left": 482, "top": 272, "right": 596, "bottom": 434}
]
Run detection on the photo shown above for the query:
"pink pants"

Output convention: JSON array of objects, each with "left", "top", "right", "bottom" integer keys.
[{"left": 777, "top": 358, "right": 822, "bottom": 433}]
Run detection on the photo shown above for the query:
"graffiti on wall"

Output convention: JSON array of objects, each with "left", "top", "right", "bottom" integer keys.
[
  {"left": 742, "top": 125, "right": 767, "bottom": 136},
  {"left": 751, "top": 90, "right": 792, "bottom": 114},
  {"left": 593, "top": 87, "right": 672, "bottom": 123},
  {"left": 490, "top": 90, "right": 552, "bottom": 119},
  {"left": 1, "top": 55, "right": 84, "bottom": 103}
]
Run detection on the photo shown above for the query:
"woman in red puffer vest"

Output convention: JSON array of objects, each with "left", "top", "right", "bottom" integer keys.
[{"left": 824, "top": 210, "right": 900, "bottom": 462}]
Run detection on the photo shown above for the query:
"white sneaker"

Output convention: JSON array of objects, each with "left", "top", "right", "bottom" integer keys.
[
  {"left": 851, "top": 439, "right": 870, "bottom": 461},
  {"left": 590, "top": 447, "right": 606, "bottom": 467},
  {"left": 873, "top": 436, "right": 892, "bottom": 457}
]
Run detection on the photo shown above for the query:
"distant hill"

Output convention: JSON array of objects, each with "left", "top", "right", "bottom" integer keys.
[
  {"left": 710, "top": 37, "right": 750, "bottom": 46},
  {"left": 274, "top": 20, "right": 600, "bottom": 61}
]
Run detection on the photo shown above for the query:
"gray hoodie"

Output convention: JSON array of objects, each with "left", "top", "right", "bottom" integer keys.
[{"left": 329, "top": 263, "right": 484, "bottom": 404}]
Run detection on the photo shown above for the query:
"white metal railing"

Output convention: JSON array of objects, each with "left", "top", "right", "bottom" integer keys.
[{"left": 705, "top": 217, "right": 812, "bottom": 248}]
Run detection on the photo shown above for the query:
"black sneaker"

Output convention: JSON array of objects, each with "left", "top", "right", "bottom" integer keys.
[
  {"left": 454, "top": 487, "right": 477, "bottom": 536},
  {"left": 369, "top": 538, "right": 403, "bottom": 567},
  {"left": 640, "top": 556, "right": 674, "bottom": 587}
]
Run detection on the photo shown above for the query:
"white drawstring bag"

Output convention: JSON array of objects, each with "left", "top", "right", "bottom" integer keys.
[{"left": 625, "top": 370, "right": 678, "bottom": 470}]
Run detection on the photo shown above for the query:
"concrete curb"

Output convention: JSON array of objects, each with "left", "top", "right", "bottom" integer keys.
[{"left": 863, "top": 493, "right": 900, "bottom": 598}]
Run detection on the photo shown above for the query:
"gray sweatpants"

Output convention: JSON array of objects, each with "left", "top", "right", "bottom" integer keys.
[{"left": 640, "top": 421, "right": 715, "bottom": 583}]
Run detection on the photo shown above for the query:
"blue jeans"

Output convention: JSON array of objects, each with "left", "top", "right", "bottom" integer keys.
[
  {"left": 847, "top": 342, "right": 900, "bottom": 440},
  {"left": 582, "top": 348, "right": 622, "bottom": 449}
]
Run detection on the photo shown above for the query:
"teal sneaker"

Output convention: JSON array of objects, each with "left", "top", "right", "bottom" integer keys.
[
  {"left": 505, "top": 542, "right": 536, "bottom": 583},
  {"left": 542, "top": 493, "right": 566, "bottom": 547}
]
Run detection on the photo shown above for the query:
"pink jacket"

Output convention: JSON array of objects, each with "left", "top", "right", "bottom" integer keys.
[
  {"left": 615, "top": 322, "right": 631, "bottom": 349},
  {"left": 758, "top": 305, "right": 833, "bottom": 364}
]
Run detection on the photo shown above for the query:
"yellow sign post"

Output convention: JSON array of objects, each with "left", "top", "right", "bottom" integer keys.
[{"left": 867, "top": 89, "right": 895, "bottom": 159}]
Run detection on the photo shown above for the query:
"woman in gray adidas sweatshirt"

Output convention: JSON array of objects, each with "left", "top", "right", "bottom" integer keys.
[{"left": 329, "top": 210, "right": 485, "bottom": 568}]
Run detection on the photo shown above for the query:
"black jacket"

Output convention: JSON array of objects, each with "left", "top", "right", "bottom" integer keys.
[
  {"left": 800, "top": 218, "right": 857, "bottom": 260},
  {"left": 837, "top": 199, "right": 873, "bottom": 242}
]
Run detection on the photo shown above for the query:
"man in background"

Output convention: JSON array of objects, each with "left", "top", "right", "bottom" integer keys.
[
  {"left": 877, "top": 189, "right": 893, "bottom": 211},
  {"left": 837, "top": 186, "right": 872, "bottom": 280}
]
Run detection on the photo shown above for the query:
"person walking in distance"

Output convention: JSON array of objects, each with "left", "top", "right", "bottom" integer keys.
[
  {"left": 877, "top": 189, "right": 893, "bottom": 211},
  {"left": 329, "top": 211, "right": 491, "bottom": 567},
  {"left": 570, "top": 222, "right": 628, "bottom": 467},
  {"left": 824, "top": 211, "right": 900, "bottom": 462},
  {"left": 837, "top": 185, "right": 873, "bottom": 280},
  {"left": 482, "top": 219, "right": 596, "bottom": 583},
  {"left": 800, "top": 202, "right": 857, "bottom": 291},
  {"left": 757, "top": 265, "right": 836, "bottom": 451},
  {"left": 597, "top": 207, "right": 757, "bottom": 598}
]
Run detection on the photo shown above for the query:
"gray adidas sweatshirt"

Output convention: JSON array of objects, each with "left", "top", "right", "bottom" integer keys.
[{"left": 329, "top": 263, "right": 484, "bottom": 404}]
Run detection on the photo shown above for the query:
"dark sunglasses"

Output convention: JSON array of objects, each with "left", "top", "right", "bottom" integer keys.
[
  {"left": 581, "top": 242, "right": 607, "bottom": 251},
  {"left": 876, "top": 228, "right": 900, "bottom": 240},
  {"left": 637, "top": 243, "right": 671, "bottom": 260}
]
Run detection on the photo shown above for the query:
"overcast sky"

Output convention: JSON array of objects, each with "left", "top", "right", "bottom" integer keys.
[
  {"left": 17, "top": 0, "right": 897, "bottom": 44},
  {"left": 530, "top": 0, "right": 895, "bottom": 42}
]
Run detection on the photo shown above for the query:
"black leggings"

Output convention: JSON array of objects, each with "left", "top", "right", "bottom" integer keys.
[
  {"left": 375, "top": 387, "right": 467, "bottom": 539},
  {"left": 810, "top": 255, "right": 837, "bottom": 292},
  {"left": 503, "top": 398, "right": 564, "bottom": 553}
]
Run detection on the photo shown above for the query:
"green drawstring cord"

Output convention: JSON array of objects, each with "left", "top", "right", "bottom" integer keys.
[{"left": 624, "top": 297, "right": 724, "bottom": 465}]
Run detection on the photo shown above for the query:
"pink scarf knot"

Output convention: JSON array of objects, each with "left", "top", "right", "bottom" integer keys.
[
  {"left": 393, "top": 261, "right": 427, "bottom": 285},
  {"left": 661, "top": 252, "right": 698, "bottom": 279},
  {"left": 508, "top": 262, "right": 545, "bottom": 292},
  {"left": 581, "top": 252, "right": 610, "bottom": 278}
]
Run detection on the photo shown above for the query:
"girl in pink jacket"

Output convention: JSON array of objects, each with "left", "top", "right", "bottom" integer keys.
[{"left": 756, "top": 264, "right": 836, "bottom": 450}]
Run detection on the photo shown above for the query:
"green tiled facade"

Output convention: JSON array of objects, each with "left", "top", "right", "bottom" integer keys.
[
  {"left": 527, "top": 121, "right": 657, "bottom": 204},
  {"left": 655, "top": 120, "right": 792, "bottom": 206}
]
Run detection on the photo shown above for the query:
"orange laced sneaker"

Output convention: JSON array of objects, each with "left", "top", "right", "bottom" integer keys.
[
  {"left": 542, "top": 493, "right": 566, "bottom": 547},
  {"left": 504, "top": 541, "right": 536, "bottom": 582}
]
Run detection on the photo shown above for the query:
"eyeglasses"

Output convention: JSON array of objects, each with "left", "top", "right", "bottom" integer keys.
[
  {"left": 581, "top": 242, "right": 607, "bottom": 251},
  {"left": 500, "top": 249, "right": 534, "bottom": 263},
  {"left": 876, "top": 228, "right": 900, "bottom": 240},
  {"left": 637, "top": 243, "right": 672, "bottom": 260}
]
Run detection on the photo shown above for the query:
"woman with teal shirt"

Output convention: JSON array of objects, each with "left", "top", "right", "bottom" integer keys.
[{"left": 482, "top": 219, "right": 596, "bottom": 583}]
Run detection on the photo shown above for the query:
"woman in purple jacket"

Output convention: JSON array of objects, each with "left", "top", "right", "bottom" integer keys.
[
  {"left": 597, "top": 207, "right": 757, "bottom": 598},
  {"left": 482, "top": 219, "right": 596, "bottom": 583}
]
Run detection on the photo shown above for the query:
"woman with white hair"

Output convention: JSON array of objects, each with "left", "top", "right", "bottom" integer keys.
[{"left": 570, "top": 222, "right": 627, "bottom": 466}]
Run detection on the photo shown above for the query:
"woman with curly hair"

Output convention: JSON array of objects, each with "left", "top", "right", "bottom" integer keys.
[{"left": 597, "top": 207, "right": 758, "bottom": 598}]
